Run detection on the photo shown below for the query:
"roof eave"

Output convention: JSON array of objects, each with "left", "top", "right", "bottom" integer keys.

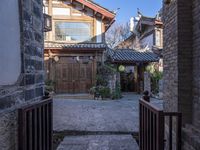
[{"left": 74, "top": 0, "right": 115, "bottom": 19}]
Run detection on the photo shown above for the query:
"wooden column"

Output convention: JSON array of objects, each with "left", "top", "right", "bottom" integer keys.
[{"left": 48, "top": 0, "right": 53, "bottom": 41}]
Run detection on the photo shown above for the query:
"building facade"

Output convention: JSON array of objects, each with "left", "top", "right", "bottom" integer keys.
[
  {"left": 113, "top": 13, "right": 163, "bottom": 94},
  {"left": 44, "top": 0, "right": 115, "bottom": 93},
  {"left": 163, "top": 0, "right": 200, "bottom": 149},
  {"left": 0, "top": 0, "right": 44, "bottom": 149}
]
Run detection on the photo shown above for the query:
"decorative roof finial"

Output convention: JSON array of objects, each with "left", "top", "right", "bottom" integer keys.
[{"left": 137, "top": 8, "right": 142, "bottom": 18}]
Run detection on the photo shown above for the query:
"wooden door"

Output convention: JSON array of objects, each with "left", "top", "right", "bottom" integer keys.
[
  {"left": 55, "top": 57, "right": 93, "bottom": 93},
  {"left": 79, "top": 63, "right": 93, "bottom": 93}
]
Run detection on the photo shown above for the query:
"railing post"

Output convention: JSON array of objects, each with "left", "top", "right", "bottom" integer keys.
[
  {"left": 157, "top": 110, "right": 164, "bottom": 150},
  {"left": 176, "top": 113, "right": 182, "bottom": 150}
]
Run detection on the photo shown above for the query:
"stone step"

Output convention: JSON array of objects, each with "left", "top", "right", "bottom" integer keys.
[
  {"left": 54, "top": 94, "right": 94, "bottom": 100},
  {"left": 56, "top": 134, "right": 139, "bottom": 150}
]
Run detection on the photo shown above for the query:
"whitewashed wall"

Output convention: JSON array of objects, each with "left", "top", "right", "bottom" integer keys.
[
  {"left": 140, "top": 34, "right": 154, "bottom": 49},
  {"left": 53, "top": 7, "right": 70, "bottom": 16},
  {"left": 0, "top": 0, "right": 21, "bottom": 85}
]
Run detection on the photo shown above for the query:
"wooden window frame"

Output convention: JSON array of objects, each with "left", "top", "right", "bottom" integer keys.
[{"left": 54, "top": 20, "right": 94, "bottom": 43}]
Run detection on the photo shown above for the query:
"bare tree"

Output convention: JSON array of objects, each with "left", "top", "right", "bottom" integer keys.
[{"left": 106, "top": 22, "right": 130, "bottom": 48}]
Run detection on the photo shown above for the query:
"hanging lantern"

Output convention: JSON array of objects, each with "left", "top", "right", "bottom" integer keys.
[
  {"left": 118, "top": 65, "right": 125, "bottom": 72},
  {"left": 54, "top": 56, "right": 59, "bottom": 62},
  {"left": 44, "top": 14, "right": 52, "bottom": 32}
]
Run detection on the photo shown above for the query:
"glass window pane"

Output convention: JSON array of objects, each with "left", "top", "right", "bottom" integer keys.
[{"left": 55, "top": 22, "right": 92, "bottom": 42}]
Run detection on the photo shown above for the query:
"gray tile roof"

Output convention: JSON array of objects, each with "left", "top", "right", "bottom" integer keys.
[
  {"left": 44, "top": 41, "right": 107, "bottom": 49},
  {"left": 107, "top": 49, "right": 159, "bottom": 63}
]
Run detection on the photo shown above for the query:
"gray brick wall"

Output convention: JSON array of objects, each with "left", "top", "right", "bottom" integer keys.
[
  {"left": 163, "top": 0, "right": 178, "bottom": 112},
  {"left": 163, "top": 0, "right": 193, "bottom": 124},
  {"left": 0, "top": 0, "right": 44, "bottom": 149},
  {"left": 192, "top": 0, "right": 200, "bottom": 128},
  {"left": 163, "top": 0, "right": 200, "bottom": 149}
]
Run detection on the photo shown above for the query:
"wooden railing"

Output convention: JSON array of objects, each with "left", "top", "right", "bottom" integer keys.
[
  {"left": 18, "top": 97, "right": 53, "bottom": 150},
  {"left": 164, "top": 112, "right": 182, "bottom": 150},
  {"left": 139, "top": 99, "right": 182, "bottom": 150}
]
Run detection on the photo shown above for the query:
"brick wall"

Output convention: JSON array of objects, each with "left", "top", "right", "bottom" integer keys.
[
  {"left": 163, "top": 0, "right": 178, "bottom": 112},
  {"left": 163, "top": 0, "right": 193, "bottom": 124},
  {"left": 163, "top": 0, "right": 200, "bottom": 149},
  {"left": 192, "top": 0, "right": 200, "bottom": 128},
  {"left": 0, "top": 0, "right": 44, "bottom": 149}
]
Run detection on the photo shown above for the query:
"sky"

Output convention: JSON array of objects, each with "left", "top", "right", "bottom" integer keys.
[{"left": 94, "top": 0, "right": 162, "bottom": 23}]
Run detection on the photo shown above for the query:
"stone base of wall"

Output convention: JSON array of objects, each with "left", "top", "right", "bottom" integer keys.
[
  {"left": 0, "top": 110, "right": 17, "bottom": 150},
  {"left": 182, "top": 125, "right": 200, "bottom": 150}
]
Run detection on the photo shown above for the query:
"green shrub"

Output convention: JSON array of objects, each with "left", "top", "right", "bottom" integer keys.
[
  {"left": 91, "top": 63, "right": 121, "bottom": 100},
  {"left": 98, "top": 86, "right": 110, "bottom": 99},
  {"left": 45, "top": 80, "right": 55, "bottom": 92}
]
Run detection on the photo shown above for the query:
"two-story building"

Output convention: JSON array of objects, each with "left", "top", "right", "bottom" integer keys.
[{"left": 44, "top": 0, "right": 115, "bottom": 93}]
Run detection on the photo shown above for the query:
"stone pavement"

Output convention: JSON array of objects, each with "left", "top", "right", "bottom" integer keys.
[
  {"left": 56, "top": 135, "right": 139, "bottom": 150},
  {"left": 53, "top": 93, "right": 163, "bottom": 150}
]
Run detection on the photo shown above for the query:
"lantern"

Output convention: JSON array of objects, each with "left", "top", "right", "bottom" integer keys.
[
  {"left": 44, "top": 14, "right": 52, "bottom": 32},
  {"left": 118, "top": 65, "right": 125, "bottom": 72}
]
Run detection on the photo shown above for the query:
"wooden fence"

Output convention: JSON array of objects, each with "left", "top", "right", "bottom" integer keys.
[
  {"left": 139, "top": 99, "right": 182, "bottom": 150},
  {"left": 18, "top": 97, "right": 53, "bottom": 150}
]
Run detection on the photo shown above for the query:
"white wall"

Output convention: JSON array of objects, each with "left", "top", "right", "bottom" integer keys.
[
  {"left": 53, "top": 7, "right": 70, "bottom": 16},
  {"left": 140, "top": 34, "right": 154, "bottom": 49},
  {"left": 0, "top": 0, "right": 21, "bottom": 85},
  {"left": 96, "top": 19, "right": 102, "bottom": 43}
]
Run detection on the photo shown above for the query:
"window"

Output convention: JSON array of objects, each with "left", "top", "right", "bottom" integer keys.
[{"left": 55, "top": 22, "right": 92, "bottom": 42}]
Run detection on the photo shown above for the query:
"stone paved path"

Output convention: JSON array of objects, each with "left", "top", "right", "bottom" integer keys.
[
  {"left": 56, "top": 135, "right": 139, "bottom": 150},
  {"left": 53, "top": 93, "right": 163, "bottom": 150}
]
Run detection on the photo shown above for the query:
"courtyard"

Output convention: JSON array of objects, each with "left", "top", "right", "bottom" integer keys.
[{"left": 53, "top": 93, "right": 163, "bottom": 149}]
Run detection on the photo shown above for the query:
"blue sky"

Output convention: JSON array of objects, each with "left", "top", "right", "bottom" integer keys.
[{"left": 95, "top": 0, "right": 162, "bottom": 23}]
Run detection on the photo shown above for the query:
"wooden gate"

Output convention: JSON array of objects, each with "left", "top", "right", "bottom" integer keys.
[
  {"left": 139, "top": 99, "right": 182, "bottom": 150},
  {"left": 18, "top": 97, "right": 53, "bottom": 150}
]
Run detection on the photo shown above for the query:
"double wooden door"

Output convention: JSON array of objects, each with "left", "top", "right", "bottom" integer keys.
[{"left": 55, "top": 57, "right": 93, "bottom": 93}]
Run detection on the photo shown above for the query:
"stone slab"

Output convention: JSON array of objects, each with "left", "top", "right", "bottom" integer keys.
[{"left": 56, "top": 134, "right": 139, "bottom": 150}]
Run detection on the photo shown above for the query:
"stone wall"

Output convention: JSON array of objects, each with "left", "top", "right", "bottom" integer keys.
[
  {"left": 143, "top": 72, "right": 151, "bottom": 93},
  {"left": 0, "top": 0, "right": 44, "bottom": 149}
]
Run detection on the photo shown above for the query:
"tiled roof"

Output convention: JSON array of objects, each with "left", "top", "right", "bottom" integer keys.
[
  {"left": 107, "top": 49, "right": 159, "bottom": 63},
  {"left": 44, "top": 42, "right": 107, "bottom": 49}
]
